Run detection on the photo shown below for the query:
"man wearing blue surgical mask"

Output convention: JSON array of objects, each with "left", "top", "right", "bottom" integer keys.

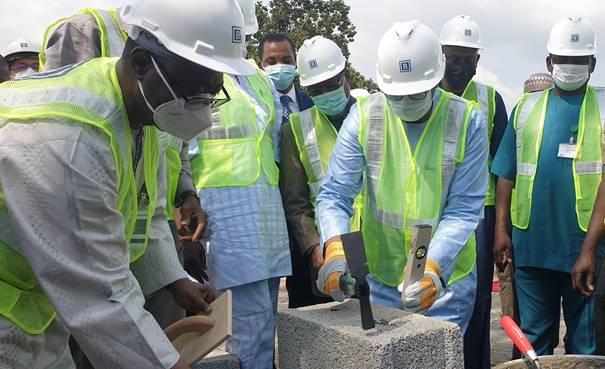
[
  {"left": 259, "top": 33, "right": 314, "bottom": 124},
  {"left": 279, "top": 36, "right": 357, "bottom": 308},
  {"left": 494, "top": 16, "right": 603, "bottom": 355},
  {"left": 316, "top": 21, "right": 488, "bottom": 341}
]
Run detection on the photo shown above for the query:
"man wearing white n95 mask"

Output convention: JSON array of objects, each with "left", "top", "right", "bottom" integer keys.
[
  {"left": 494, "top": 16, "right": 603, "bottom": 355},
  {"left": 315, "top": 20, "right": 488, "bottom": 334}
]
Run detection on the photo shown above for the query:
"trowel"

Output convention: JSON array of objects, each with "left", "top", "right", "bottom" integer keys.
[
  {"left": 501, "top": 315, "right": 542, "bottom": 369},
  {"left": 338, "top": 231, "right": 375, "bottom": 330}
]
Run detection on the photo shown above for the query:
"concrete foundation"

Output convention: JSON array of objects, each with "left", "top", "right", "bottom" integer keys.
[{"left": 278, "top": 299, "right": 463, "bottom": 369}]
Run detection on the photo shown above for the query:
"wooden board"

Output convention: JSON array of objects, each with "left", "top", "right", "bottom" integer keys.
[{"left": 170, "top": 290, "right": 232, "bottom": 366}]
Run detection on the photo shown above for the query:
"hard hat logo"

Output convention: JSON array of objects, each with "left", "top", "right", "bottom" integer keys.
[
  {"left": 399, "top": 60, "right": 412, "bottom": 73},
  {"left": 232, "top": 27, "right": 243, "bottom": 44},
  {"left": 571, "top": 34, "right": 580, "bottom": 43},
  {"left": 464, "top": 29, "right": 472, "bottom": 37},
  {"left": 20, "top": 43, "right": 28, "bottom": 48},
  {"left": 308, "top": 59, "right": 319, "bottom": 70}
]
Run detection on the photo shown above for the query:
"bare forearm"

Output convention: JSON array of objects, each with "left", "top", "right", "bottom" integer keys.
[
  {"left": 495, "top": 178, "right": 514, "bottom": 234},
  {"left": 581, "top": 180, "right": 605, "bottom": 255}
]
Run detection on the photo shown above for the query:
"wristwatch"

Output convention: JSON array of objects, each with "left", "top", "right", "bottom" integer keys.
[{"left": 175, "top": 189, "right": 199, "bottom": 208}]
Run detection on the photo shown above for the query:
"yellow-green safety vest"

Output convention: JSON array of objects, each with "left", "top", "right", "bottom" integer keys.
[
  {"left": 0, "top": 58, "right": 161, "bottom": 335},
  {"left": 289, "top": 105, "right": 362, "bottom": 230},
  {"left": 462, "top": 81, "right": 497, "bottom": 206},
  {"left": 357, "top": 90, "right": 477, "bottom": 287},
  {"left": 190, "top": 61, "right": 279, "bottom": 188},
  {"left": 159, "top": 135, "right": 183, "bottom": 221},
  {"left": 41, "top": 8, "right": 184, "bottom": 220},
  {"left": 511, "top": 86, "right": 605, "bottom": 232}
]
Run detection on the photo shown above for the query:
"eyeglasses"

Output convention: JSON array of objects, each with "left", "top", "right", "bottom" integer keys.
[
  {"left": 307, "top": 73, "right": 345, "bottom": 97},
  {"left": 184, "top": 87, "right": 231, "bottom": 111},
  {"left": 9, "top": 62, "right": 39, "bottom": 72},
  {"left": 386, "top": 90, "right": 430, "bottom": 102}
]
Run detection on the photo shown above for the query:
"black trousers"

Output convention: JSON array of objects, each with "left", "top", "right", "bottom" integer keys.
[
  {"left": 464, "top": 206, "right": 495, "bottom": 369},
  {"left": 285, "top": 240, "right": 332, "bottom": 308}
]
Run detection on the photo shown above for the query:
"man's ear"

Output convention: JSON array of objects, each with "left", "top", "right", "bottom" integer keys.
[
  {"left": 546, "top": 55, "right": 553, "bottom": 74},
  {"left": 131, "top": 47, "right": 153, "bottom": 81},
  {"left": 475, "top": 53, "right": 481, "bottom": 65},
  {"left": 590, "top": 56, "right": 597, "bottom": 74}
]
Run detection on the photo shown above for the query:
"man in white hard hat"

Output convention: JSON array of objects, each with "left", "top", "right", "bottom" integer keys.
[
  {"left": 316, "top": 20, "right": 488, "bottom": 333},
  {"left": 38, "top": 6, "right": 219, "bottom": 369},
  {"left": 279, "top": 36, "right": 360, "bottom": 308},
  {"left": 493, "top": 16, "right": 603, "bottom": 355},
  {"left": 439, "top": 15, "right": 509, "bottom": 369},
  {"left": 4, "top": 38, "right": 40, "bottom": 79},
  {"left": 0, "top": 0, "right": 253, "bottom": 368},
  {"left": 188, "top": 0, "right": 290, "bottom": 367},
  {"left": 39, "top": 2, "right": 208, "bottom": 323}
]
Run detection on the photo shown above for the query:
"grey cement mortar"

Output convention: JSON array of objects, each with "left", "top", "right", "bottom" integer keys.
[
  {"left": 493, "top": 355, "right": 605, "bottom": 369},
  {"left": 278, "top": 299, "right": 463, "bottom": 369}
]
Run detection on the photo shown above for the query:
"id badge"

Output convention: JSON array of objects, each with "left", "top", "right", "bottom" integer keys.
[{"left": 558, "top": 143, "right": 577, "bottom": 159}]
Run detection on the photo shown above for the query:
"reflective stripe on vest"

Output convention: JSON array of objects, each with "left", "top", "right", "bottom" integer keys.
[
  {"left": 290, "top": 107, "right": 337, "bottom": 199},
  {"left": 40, "top": 8, "right": 127, "bottom": 70},
  {"left": 512, "top": 87, "right": 605, "bottom": 231},
  {"left": 289, "top": 106, "right": 363, "bottom": 230},
  {"left": 463, "top": 81, "right": 497, "bottom": 206},
  {"left": 190, "top": 62, "right": 279, "bottom": 188},
  {"left": 358, "top": 90, "right": 477, "bottom": 287},
  {"left": 0, "top": 59, "right": 159, "bottom": 334},
  {"left": 159, "top": 133, "right": 183, "bottom": 220}
]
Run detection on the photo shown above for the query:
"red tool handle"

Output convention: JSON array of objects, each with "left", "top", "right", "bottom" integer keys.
[{"left": 501, "top": 316, "right": 539, "bottom": 363}]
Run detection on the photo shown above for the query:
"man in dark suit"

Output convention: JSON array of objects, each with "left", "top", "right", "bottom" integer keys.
[
  {"left": 259, "top": 34, "right": 314, "bottom": 121},
  {"left": 259, "top": 33, "right": 323, "bottom": 308}
]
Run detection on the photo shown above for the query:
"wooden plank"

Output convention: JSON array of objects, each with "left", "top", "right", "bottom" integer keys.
[{"left": 168, "top": 290, "right": 232, "bottom": 366}]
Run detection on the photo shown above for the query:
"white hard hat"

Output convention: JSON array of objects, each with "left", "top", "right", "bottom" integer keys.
[
  {"left": 4, "top": 38, "right": 41, "bottom": 61},
  {"left": 547, "top": 16, "right": 597, "bottom": 56},
  {"left": 120, "top": 0, "right": 255, "bottom": 76},
  {"left": 440, "top": 15, "right": 482, "bottom": 49},
  {"left": 235, "top": 0, "right": 259, "bottom": 36},
  {"left": 376, "top": 21, "right": 445, "bottom": 95},
  {"left": 350, "top": 88, "right": 370, "bottom": 98},
  {"left": 297, "top": 36, "right": 347, "bottom": 87}
]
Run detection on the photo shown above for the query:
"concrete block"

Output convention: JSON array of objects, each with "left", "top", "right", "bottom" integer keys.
[
  {"left": 194, "top": 347, "right": 240, "bottom": 369},
  {"left": 278, "top": 299, "right": 463, "bottom": 369}
]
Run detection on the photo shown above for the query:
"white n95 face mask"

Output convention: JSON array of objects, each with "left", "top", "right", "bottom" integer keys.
[
  {"left": 552, "top": 64, "right": 590, "bottom": 92},
  {"left": 387, "top": 91, "right": 433, "bottom": 122},
  {"left": 138, "top": 56, "right": 213, "bottom": 141},
  {"left": 14, "top": 67, "right": 37, "bottom": 79}
]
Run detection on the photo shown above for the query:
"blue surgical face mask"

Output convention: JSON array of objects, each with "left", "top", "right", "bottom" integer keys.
[
  {"left": 311, "top": 86, "right": 349, "bottom": 117},
  {"left": 264, "top": 64, "right": 298, "bottom": 91}
]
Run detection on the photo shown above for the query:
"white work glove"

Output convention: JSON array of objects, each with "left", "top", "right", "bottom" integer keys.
[
  {"left": 401, "top": 259, "right": 445, "bottom": 314},
  {"left": 316, "top": 236, "right": 351, "bottom": 302}
]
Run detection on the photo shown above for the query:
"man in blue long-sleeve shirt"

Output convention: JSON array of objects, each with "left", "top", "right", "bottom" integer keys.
[{"left": 315, "top": 20, "right": 488, "bottom": 333}]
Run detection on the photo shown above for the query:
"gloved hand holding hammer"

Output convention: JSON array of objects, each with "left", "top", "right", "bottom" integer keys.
[{"left": 316, "top": 235, "right": 353, "bottom": 302}]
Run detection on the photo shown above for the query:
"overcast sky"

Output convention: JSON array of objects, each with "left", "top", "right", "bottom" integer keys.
[{"left": 1, "top": 0, "right": 604, "bottom": 109}]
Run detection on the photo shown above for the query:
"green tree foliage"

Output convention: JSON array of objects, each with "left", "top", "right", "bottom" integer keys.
[{"left": 249, "top": 0, "right": 378, "bottom": 92}]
